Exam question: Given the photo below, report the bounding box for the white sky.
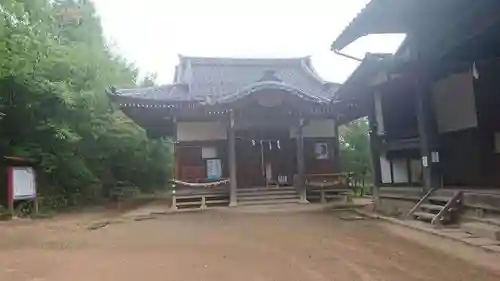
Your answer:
[92,0,405,84]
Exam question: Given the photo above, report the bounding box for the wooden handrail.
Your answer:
[404,188,436,219]
[431,191,463,225]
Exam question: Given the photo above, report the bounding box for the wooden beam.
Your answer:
[228,110,238,206]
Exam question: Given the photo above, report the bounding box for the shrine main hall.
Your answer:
[109,56,358,206]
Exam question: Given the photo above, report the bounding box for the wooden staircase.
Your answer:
[405,189,463,225]
[237,187,300,206]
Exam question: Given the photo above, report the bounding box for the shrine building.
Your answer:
[109,56,355,206]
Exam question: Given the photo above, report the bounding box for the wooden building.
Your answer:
[109,56,352,206]
[332,0,500,223]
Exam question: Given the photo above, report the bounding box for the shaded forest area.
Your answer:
[0,0,172,209]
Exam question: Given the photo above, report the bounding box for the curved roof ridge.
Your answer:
[299,56,329,84]
[214,80,329,105]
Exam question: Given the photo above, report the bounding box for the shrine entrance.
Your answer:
[236,128,294,188]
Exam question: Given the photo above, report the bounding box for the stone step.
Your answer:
[238,198,300,206]
[237,190,298,196]
[413,211,436,221]
[238,194,299,201]
[206,199,229,204]
[237,187,296,193]
[419,204,444,211]
[461,222,500,241]
[428,196,452,203]
[176,201,202,207]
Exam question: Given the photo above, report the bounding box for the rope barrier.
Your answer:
[171,179,230,188]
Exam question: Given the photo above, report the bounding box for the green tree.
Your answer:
[0,0,172,208]
[339,118,372,185]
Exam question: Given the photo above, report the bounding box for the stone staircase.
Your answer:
[406,189,463,225]
[237,187,300,206]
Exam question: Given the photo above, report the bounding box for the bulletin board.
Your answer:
[206,158,222,180]
[11,167,37,200]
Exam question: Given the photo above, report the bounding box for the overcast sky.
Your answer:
[92,0,404,84]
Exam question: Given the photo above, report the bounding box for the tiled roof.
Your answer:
[112,83,191,102]
[331,0,474,50]
[334,53,392,100]
[112,56,339,104]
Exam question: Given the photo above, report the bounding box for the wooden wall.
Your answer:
[378,62,500,188]
[175,136,339,186]
[175,140,229,181]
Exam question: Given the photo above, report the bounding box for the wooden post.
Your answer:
[415,80,441,192]
[228,110,238,207]
[320,188,327,205]
[332,118,341,172]
[33,168,39,215]
[7,167,14,217]
[389,158,395,185]
[201,195,207,210]
[414,39,441,192]
[368,93,382,207]
[173,117,180,181]
[296,119,308,204]
[170,188,178,211]
[406,157,413,186]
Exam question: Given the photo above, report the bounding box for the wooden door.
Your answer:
[236,137,264,188]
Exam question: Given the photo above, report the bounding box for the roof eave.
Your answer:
[332,54,392,101]
[331,0,411,51]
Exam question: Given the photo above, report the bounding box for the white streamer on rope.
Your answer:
[171,179,230,188]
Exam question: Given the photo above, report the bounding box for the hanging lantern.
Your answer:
[277,140,281,149]
[252,139,256,146]
[268,141,272,150]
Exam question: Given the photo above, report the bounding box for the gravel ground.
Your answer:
[1,209,500,281]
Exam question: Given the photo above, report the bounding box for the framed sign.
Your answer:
[314,142,329,160]
[206,158,222,179]
[11,167,37,200]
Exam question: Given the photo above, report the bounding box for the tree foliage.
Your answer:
[0,0,172,208]
[339,118,372,183]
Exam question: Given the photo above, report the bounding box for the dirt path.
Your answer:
[1,210,500,281]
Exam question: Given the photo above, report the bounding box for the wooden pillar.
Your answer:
[389,158,395,184]
[412,36,441,192]
[296,118,308,203]
[228,110,238,207]
[332,118,341,172]
[7,167,14,217]
[368,93,382,206]
[406,157,413,186]
[173,118,180,180]
[415,74,441,192]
